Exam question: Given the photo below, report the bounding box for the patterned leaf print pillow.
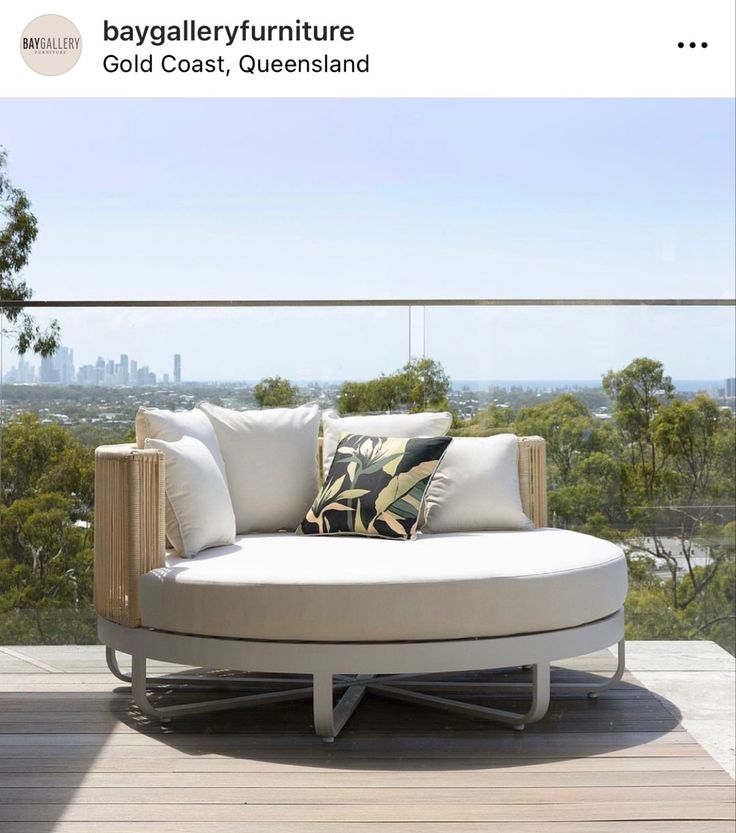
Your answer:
[298,433,452,540]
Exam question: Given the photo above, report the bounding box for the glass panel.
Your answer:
[426,304,736,655]
[0,305,410,645]
[1,302,734,653]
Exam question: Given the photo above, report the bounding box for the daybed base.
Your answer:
[100,609,624,741]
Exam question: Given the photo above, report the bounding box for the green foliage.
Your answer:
[68,423,135,448]
[253,376,298,408]
[337,358,450,415]
[399,358,451,412]
[1,413,94,506]
[338,376,403,414]
[549,450,622,530]
[0,147,60,356]
[515,394,599,486]
[450,404,514,437]
[602,357,674,501]
[652,395,732,500]
[0,415,95,643]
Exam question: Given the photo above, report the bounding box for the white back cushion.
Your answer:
[321,410,452,477]
[199,402,321,534]
[422,434,532,533]
[144,436,236,557]
[136,407,226,477]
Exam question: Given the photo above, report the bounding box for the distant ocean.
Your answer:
[450,379,725,393]
[200,378,728,393]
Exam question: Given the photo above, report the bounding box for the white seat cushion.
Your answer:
[139,529,627,643]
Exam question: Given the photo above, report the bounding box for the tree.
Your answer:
[550,451,622,532]
[399,358,451,412]
[338,376,405,414]
[514,394,599,486]
[253,376,298,408]
[337,358,450,415]
[450,404,514,437]
[601,361,734,630]
[0,415,95,644]
[602,357,674,501]
[652,395,729,503]
[632,398,735,614]
[0,147,59,356]
[0,413,93,507]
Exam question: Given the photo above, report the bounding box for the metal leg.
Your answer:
[107,647,313,691]
[368,661,551,731]
[377,641,626,699]
[312,672,336,741]
[312,673,370,742]
[106,646,131,682]
[546,639,626,698]
[586,638,625,698]
[130,655,314,722]
[519,661,551,729]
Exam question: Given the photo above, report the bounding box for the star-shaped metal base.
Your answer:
[107,642,625,741]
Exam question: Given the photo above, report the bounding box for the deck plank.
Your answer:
[1,800,734,822]
[0,825,734,833]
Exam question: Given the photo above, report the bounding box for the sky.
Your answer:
[0,98,734,382]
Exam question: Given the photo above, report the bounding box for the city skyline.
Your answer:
[2,343,734,402]
[2,348,182,388]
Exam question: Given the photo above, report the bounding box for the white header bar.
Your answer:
[3,0,734,97]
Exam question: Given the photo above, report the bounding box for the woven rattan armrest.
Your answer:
[94,443,165,627]
[518,436,548,528]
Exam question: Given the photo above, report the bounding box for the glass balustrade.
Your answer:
[1,300,734,652]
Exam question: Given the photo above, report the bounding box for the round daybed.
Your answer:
[95,437,627,741]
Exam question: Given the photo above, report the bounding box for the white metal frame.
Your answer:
[100,608,625,741]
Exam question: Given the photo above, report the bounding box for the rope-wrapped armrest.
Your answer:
[94,443,166,627]
[518,436,548,528]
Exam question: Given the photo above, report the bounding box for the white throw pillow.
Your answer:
[199,402,321,534]
[136,407,226,476]
[321,409,453,477]
[422,434,532,533]
[144,436,236,557]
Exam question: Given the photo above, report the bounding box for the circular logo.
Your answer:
[20,15,82,76]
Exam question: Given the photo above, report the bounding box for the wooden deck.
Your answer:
[0,645,734,833]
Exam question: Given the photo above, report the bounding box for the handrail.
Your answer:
[1,298,734,308]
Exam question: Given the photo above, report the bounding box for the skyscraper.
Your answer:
[120,354,129,386]
[18,356,30,383]
[58,347,74,384]
[174,354,181,385]
[40,346,74,384]
[77,364,96,385]
[726,378,736,399]
[40,354,58,383]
